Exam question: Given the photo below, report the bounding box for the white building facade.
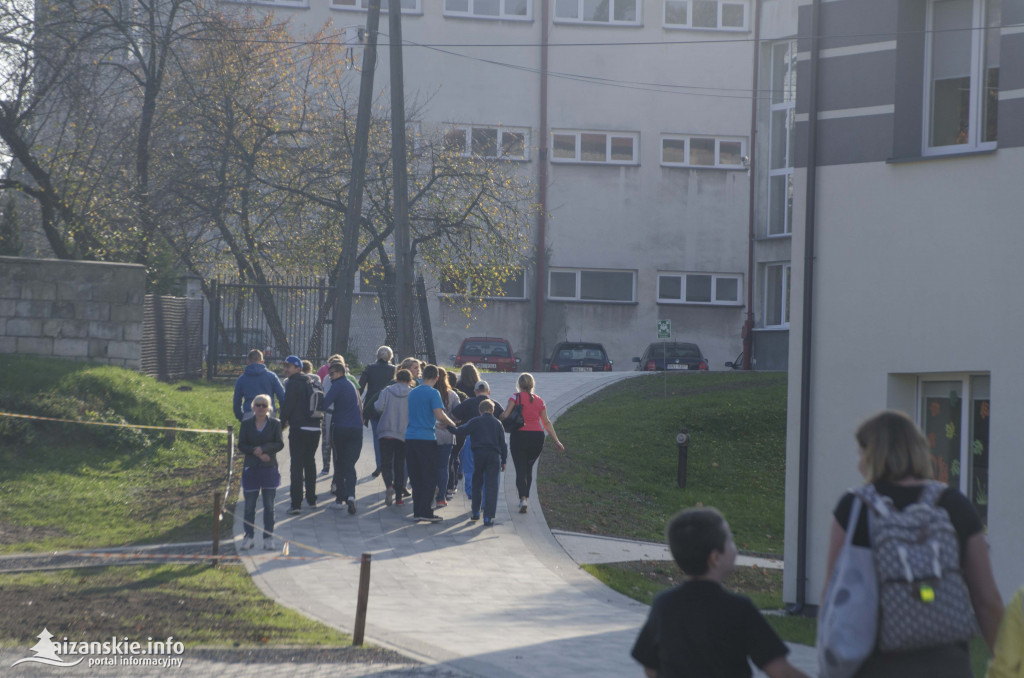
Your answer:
[230,0,758,369]
[782,0,1024,606]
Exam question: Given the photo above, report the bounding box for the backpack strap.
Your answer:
[917,480,946,507]
[853,483,894,518]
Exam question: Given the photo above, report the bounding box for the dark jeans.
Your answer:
[289,428,320,508]
[405,439,438,518]
[379,436,407,495]
[332,426,362,501]
[243,488,276,539]
[435,443,452,502]
[510,430,545,499]
[471,449,501,520]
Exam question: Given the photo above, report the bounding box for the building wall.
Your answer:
[228,1,755,371]
[0,257,146,369]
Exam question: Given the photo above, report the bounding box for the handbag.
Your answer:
[502,393,525,433]
[818,496,878,678]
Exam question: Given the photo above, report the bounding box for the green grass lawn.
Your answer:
[0,564,351,647]
[0,355,241,553]
[539,372,788,555]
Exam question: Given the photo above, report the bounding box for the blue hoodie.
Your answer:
[233,363,286,422]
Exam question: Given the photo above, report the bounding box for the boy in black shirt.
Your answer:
[631,508,808,678]
[450,399,507,527]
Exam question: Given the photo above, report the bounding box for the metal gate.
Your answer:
[206,277,435,378]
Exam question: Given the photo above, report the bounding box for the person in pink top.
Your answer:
[500,372,564,514]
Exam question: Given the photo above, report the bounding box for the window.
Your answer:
[551,131,638,165]
[548,269,635,302]
[444,0,531,20]
[444,125,529,160]
[919,375,990,523]
[331,0,421,12]
[663,0,748,30]
[439,267,527,299]
[657,272,742,305]
[553,0,640,25]
[661,135,746,169]
[923,0,999,155]
[764,263,790,327]
[767,40,796,236]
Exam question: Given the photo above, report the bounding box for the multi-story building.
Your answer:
[236,0,760,369]
[781,0,1022,606]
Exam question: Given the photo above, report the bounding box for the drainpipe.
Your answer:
[531,0,550,371]
[742,0,762,371]
[792,0,822,615]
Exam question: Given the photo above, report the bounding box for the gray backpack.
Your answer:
[855,482,979,652]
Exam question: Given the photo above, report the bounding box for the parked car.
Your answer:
[450,337,521,372]
[544,342,612,372]
[632,342,708,371]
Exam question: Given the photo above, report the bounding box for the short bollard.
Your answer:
[353,553,372,646]
[212,491,222,560]
[676,428,691,489]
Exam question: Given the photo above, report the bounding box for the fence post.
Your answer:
[212,491,221,562]
[353,553,372,646]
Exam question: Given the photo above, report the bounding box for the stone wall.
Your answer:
[0,256,146,369]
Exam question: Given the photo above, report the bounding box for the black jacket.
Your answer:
[238,417,284,468]
[281,373,319,430]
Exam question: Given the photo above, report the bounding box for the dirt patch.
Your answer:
[0,523,70,547]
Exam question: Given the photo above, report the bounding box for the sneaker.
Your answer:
[286,507,301,515]
[263,538,277,551]
[395,497,405,506]
[435,499,448,508]
[371,468,382,478]
[423,515,443,523]
[240,535,255,550]
[470,513,480,521]
[347,498,357,515]
[328,501,346,511]
[445,491,455,501]
[319,468,330,477]
[483,518,496,527]
[519,499,528,514]
[385,487,395,506]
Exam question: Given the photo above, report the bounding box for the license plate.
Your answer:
[571,367,592,372]
[667,364,687,370]
[477,363,496,369]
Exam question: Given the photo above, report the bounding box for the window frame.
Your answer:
[547,268,637,303]
[921,0,999,156]
[550,130,640,165]
[916,373,990,523]
[443,0,533,21]
[437,267,528,300]
[552,0,642,26]
[663,0,750,31]
[330,0,422,13]
[445,124,531,161]
[763,263,791,328]
[767,39,796,237]
[656,272,743,306]
[660,134,747,169]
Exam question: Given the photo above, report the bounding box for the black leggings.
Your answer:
[510,430,545,499]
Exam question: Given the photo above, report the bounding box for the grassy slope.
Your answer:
[0,355,241,553]
[539,372,788,555]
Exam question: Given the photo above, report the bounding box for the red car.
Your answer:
[450,337,521,372]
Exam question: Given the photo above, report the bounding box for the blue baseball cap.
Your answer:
[284,355,302,368]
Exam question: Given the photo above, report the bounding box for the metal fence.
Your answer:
[206,277,435,378]
[141,295,204,381]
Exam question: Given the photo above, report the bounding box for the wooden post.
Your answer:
[353,552,372,646]
[212,491,222,561]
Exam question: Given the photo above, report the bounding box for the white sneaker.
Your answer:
[263,537,277,551]
[519,498,528,514]
[240,536,255,550]
[328,501,346,510]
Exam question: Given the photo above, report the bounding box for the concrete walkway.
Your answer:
[231,371,816,678]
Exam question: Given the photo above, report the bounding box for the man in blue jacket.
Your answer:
[233,349,286,422]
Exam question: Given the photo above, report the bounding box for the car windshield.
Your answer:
[660,345,701,360]
[558,346,605,361]
[463,341,510,358]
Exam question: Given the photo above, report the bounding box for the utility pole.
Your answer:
[332,2,382,354]
[389,3,414,359]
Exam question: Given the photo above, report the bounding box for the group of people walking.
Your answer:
[232,345,564,546]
